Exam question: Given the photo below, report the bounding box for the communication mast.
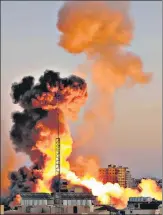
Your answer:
[55,83,62,214]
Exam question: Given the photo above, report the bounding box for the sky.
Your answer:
[1,1,162,178]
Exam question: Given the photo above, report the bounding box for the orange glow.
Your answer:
[30,1,161,209]
[7,1,161,210]
[57,1,152,166]
[32,86,162,208]
[9,194,21,208]
[1,148,16,195]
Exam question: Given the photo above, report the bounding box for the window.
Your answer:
[135,204,138,208]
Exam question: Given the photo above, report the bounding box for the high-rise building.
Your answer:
[107,165,118,184]
[99,168,108,184]
[98,164,132,188]
[117,166,127,188]
[126,170,132,188]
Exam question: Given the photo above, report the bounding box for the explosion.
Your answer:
[57,1,152,159]
[1,1,162,211]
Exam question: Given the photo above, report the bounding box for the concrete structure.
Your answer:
[18,192,95,214]
[58,192,95,214]
[117,166,127,188]
[0,205,4,214]
[99,168,109,184]
[125,208,158,214]
[69,185,86,193]
[99,165,118,184]
[125,170,132,188]
[17,193,55,213]
[130,178,137,188]
[108,165,118,184]
[125,197,162,215]
[99,164,131,188]
[20,193,54,206]
[155,204,162,214]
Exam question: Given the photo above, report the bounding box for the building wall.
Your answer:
[95,210,110,214]
[125,209,157,214]
[99,168,108,184]
[62,199,92,206]
[68,185,85,193]
[99,165,129,188]
[63,205,93,214]
[155,209,162,214]
[126,170,132,188]
[47,199,54,205]
[108,165,118,184]
[117,166,127,188]
[17,205,27,213]
[18,205,56,214]
[21,199,48,206]
[0,205,4,215]
[30,206,43,214]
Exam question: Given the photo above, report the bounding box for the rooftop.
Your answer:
[20,193,53,200]
[95,205,118,212]
[20,192,96,200]
[56,192,96,200]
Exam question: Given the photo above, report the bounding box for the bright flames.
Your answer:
[31,82,162,209]
[7,1,162,210]
[30,1,161,210]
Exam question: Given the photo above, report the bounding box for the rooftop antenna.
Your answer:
[55,81,61,214]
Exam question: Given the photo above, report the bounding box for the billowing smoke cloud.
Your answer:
[1,165,40,210]
[2,70,87,210]
[57,1,152,159]
[10,70,87,163]
[2,2,161,211]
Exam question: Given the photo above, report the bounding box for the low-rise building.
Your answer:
[124,197,162,215]
[17,192,96,214]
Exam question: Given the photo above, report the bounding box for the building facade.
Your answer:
[116,166,127,188]
[108,165,118,184]
[126,170,132,188]
[98,164,131,188]
[125,197,162,215]
[18,192,95,214]
[99,168,109,184]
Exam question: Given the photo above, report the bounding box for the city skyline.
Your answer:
[1,1,162,179]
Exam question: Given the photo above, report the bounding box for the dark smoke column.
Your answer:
[1,70,87,210]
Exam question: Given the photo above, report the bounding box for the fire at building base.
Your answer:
[2,195,162,214]
[1,1,162,214]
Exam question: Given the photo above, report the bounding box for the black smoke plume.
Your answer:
[1,70,87,210]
